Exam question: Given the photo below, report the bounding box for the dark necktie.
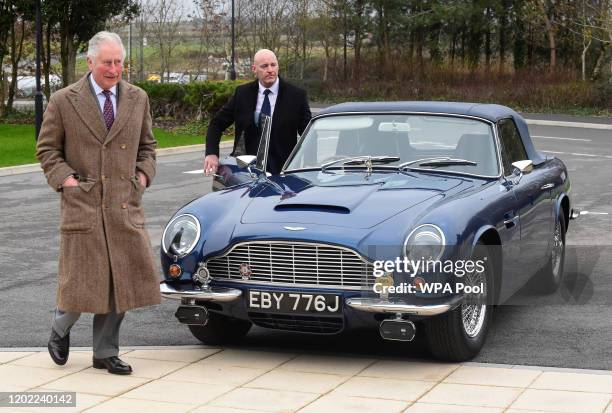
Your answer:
[102,90,114,130]
[259,89,271,125]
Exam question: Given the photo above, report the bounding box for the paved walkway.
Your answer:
[0,346,611,412]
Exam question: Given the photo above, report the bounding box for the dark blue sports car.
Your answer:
[159,102,573,361]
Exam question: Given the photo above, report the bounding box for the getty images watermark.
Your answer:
[372,257,487,295]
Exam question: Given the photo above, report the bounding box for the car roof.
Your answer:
[320,101,514,122]
[317,101,544,163]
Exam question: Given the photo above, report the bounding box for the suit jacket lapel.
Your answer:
[67,75,107,143]
[104,80,137,144]
[247,80,258,126]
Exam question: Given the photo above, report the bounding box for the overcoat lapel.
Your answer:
[104,80,137,144]
[67,76,107,143]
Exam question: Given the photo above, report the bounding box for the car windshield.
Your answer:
[285,114,499,176]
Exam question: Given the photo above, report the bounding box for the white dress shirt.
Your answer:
[89,74,117,116]
[254,78,279,124]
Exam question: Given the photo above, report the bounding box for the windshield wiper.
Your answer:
[399,157,476,170]
[321,156,400,173]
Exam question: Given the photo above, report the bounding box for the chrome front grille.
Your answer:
[206,241,374,289]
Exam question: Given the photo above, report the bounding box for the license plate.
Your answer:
[248,290,341,314]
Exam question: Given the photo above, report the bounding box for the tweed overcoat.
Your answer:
[36,74,161,314]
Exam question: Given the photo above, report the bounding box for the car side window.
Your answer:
[498,118,529,176]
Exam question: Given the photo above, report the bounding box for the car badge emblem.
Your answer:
[283,226,306,231]
[239,263,252,280]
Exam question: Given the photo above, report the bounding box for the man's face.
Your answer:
[252,52,279,88]
[87,42,123,90]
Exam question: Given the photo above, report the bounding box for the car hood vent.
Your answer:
[274,204,351,214]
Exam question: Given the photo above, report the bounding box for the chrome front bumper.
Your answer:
[161,282,461,316]
[160,282,242,302]
[345,296,463,316]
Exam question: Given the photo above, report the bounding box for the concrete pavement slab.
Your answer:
[419,382,523,408]
[208,387,319,412]
[39,371,149,396]
[359,360,460,382]
[0,348,611,412]
[510,388,611,412]
[85,396,194,413]
[0,364,73,388]
[529,371,612,393]
[298,394,409,413]
[331,376,435,401]
[199,348,296,370]
[163,363,266,386]
[405,404,503,412]
[244,369,348,394]
[125,347,222,363]
[443,366,541,387]
[120,379,234,405]
[278,354,375,376]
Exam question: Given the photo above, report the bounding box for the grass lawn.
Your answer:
[0,124,220,168]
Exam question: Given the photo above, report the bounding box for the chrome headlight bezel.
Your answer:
[162,214,201,258]
[403,224,446,262]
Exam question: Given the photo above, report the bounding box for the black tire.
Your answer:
[425,243,494,362]
[536,212,566,294]
[188,312,252,345]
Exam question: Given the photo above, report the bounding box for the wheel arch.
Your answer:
[557,193,570,233]
[472,226,502,304]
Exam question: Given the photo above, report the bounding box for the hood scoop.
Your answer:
[273,185,378,213]
[274,203,350,214]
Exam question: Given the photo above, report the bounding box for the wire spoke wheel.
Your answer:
[460,262,488,338]
[551,219,564,282]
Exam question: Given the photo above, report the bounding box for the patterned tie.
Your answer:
[259,89,271,125]
[102,90,114,130]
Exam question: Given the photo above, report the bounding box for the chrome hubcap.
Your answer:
[461,263,487,338]
[551,220,564,281]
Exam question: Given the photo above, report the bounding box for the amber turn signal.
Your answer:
[413,277,426,290]
[168,264,182,278]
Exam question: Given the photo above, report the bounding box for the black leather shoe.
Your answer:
[48,329,69,366]
[92,356,132,375]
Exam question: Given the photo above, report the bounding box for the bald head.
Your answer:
[252,49,279,88]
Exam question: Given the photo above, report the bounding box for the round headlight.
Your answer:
[404,224,445,262]
[162,214,201,257]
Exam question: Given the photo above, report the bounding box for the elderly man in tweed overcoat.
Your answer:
[36,31,160,375]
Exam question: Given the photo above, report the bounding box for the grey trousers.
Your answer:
[52,268,125,359]
[51,307,125,359]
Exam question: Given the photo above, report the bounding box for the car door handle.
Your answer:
[503,212,519,229]
[540,183,554,190]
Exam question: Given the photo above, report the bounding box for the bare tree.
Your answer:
[534,0,558,70]
[7,15,29,111]
[147,0,184,82]
[241,0,291,55]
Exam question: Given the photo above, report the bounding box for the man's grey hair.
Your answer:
[87,31,126,61]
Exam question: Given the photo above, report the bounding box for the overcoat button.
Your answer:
[120,144,127,149]
[120,175,125,180]
[121,203,127,209]
[101,174,106,180]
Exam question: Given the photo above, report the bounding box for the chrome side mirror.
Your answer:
[236,155,257,169]
[512,160,533,175]
[236,155,258,179]
[511,160,533,184]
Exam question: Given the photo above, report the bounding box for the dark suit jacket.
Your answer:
[205,77,311,174]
